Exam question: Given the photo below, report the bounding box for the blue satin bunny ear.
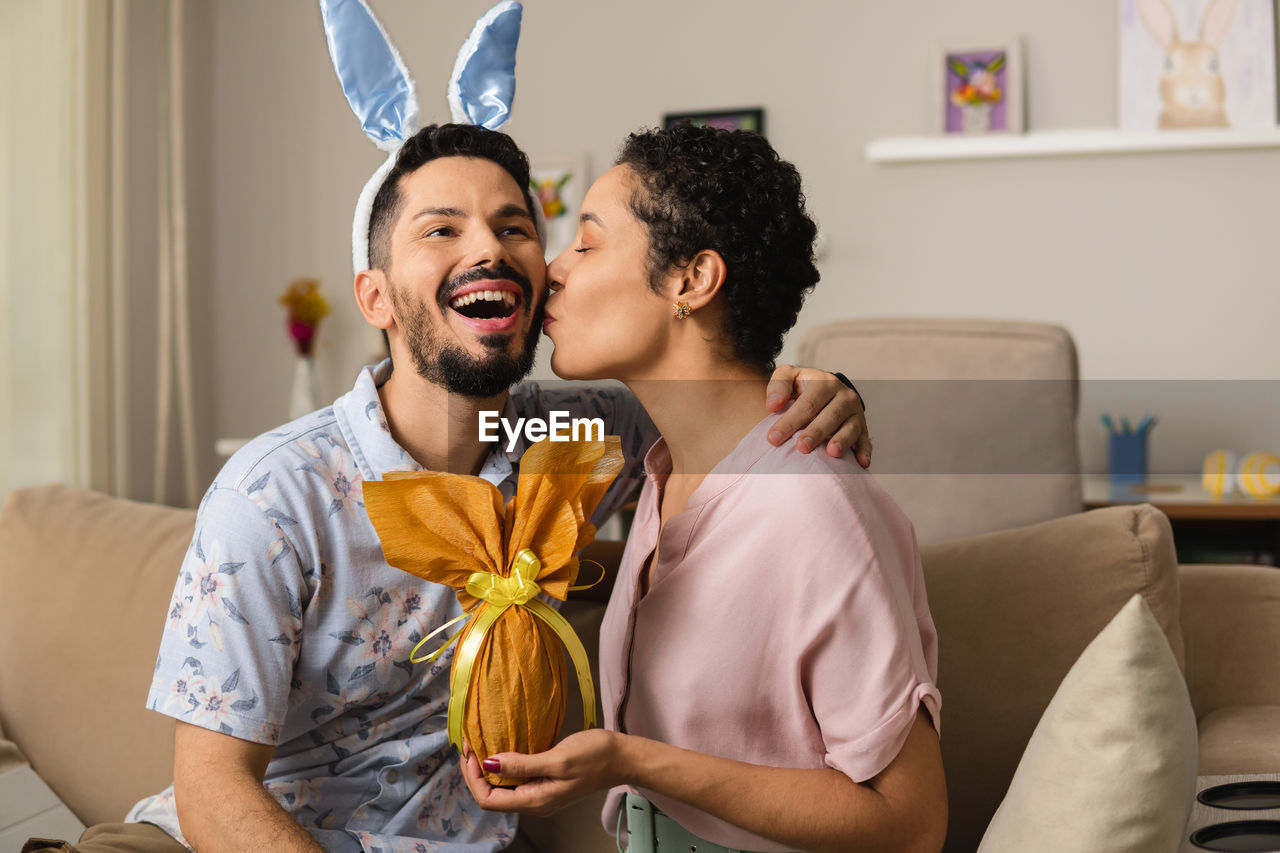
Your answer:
[319,0,419,151]
[447,0,523,131]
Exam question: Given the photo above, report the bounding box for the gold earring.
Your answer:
[673,301,692,319]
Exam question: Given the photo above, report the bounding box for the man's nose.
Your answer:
[463,227,511,269]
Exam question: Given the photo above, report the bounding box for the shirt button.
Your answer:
[386,770,399,784]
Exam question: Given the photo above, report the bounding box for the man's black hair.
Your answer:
[367,123,537,271]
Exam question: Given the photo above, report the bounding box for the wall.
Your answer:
[202,0,1280,477]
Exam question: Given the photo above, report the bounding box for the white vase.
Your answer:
[961,103,993,133]
[288,355,319,420]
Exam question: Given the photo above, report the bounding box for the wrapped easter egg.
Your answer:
[364,437,622,785]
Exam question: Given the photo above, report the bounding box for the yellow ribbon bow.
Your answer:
[363,436,623,782]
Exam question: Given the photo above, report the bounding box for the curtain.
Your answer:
[0,0,201,506]
[0,0,80,496]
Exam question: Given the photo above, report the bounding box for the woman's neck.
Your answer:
[625,359,771,479]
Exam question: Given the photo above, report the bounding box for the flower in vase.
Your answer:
[280,278,330,357]
[948,54,1006,107]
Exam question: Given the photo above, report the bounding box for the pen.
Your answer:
[1121,416,1132,435]
[1101,414,1116,434]
[1136,415,1156,435]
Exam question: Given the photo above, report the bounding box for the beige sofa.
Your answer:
[797,318,1083,545]
[1,485,1278,852]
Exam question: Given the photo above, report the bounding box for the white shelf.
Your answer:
[865,126,1280,163]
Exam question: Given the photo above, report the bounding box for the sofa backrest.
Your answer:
[0,486,1185,853]
[0,485,196,826]
[797,317,1083,544]
[920,503,1183,853]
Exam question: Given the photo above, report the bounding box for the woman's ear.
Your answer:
[354,270,395,332]
[673,249,727,312]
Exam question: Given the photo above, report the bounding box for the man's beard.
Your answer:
[389,266,543,398]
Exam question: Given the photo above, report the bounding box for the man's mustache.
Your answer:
[437,264,534,312]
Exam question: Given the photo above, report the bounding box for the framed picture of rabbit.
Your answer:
[1119,0,1277,130]
[933,40,1025,134]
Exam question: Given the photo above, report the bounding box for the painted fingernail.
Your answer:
[482,758,501,773]
[767,429,782,444]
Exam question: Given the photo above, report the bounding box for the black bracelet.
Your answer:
[833,372,865,413]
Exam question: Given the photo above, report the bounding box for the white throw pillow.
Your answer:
[977,594,1198,853]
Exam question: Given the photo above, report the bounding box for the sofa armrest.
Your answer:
[1180,562,1280,720]
[0,718,28,776]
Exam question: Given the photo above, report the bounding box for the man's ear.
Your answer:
[673,249,727,311]
[354,269,395,331]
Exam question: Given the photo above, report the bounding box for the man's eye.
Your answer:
[425,226,453,238]
[500,225,531,238]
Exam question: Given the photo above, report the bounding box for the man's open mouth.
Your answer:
[449,288,519,320]
[445,281,524,333]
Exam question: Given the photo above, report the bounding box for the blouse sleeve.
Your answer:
[794,477,941,783]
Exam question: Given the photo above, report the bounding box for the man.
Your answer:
[24,124,867,853]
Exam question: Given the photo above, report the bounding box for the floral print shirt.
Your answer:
[128,360,654,853]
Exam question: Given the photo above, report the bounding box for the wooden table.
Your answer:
[1084,476,1280,521]
[1180,773,1280,852]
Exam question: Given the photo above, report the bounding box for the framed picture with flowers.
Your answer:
[933,39,1024,134]
[529,154,589,262]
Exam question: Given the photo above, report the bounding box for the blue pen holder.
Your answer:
[1109,432,1149,482]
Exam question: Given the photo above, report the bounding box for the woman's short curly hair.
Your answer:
[616,124,819,372]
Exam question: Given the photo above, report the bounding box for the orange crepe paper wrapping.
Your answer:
[363,437,623,786]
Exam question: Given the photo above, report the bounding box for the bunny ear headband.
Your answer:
[318,0,527,274]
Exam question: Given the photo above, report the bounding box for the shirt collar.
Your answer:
[641,437,673,488]
[335,359,516,490]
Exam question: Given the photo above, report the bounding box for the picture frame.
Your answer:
[528,154,589,262]
[932,40,1024,134]
[662,107,766,136]
[1118,0,1276,130]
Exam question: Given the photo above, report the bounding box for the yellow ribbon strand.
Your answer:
[524,597,598,731]
[567,559,606,593]
[409,610,471,665]
[415,551,549,664]
[445,548,599,754]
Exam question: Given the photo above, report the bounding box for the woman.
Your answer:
[461,125,946,853]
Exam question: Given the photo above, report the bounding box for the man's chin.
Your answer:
[425,338,537,398]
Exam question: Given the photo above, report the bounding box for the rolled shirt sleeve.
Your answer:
[146,486,308,744]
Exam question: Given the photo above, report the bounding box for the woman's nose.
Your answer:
[547,246,575,283]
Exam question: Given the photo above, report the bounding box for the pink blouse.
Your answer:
[598,413,941,851]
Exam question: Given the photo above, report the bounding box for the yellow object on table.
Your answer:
[1202,449,1280,499]
[1202,450,1236,498]
[1239,451,1280,499]
[363,437,623,787]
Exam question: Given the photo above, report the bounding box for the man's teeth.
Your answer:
[450,290,517,309]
